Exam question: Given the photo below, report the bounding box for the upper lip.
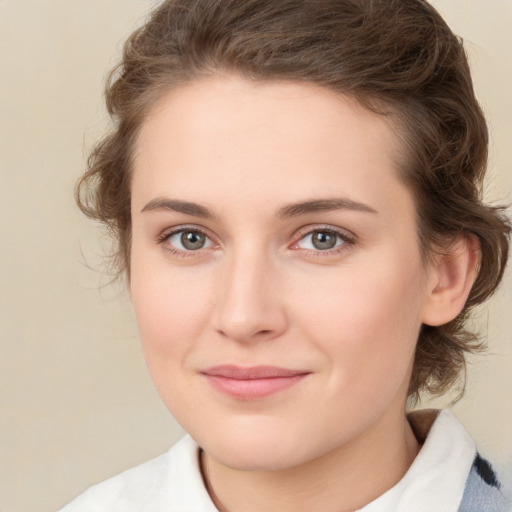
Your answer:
[201,365,310,380]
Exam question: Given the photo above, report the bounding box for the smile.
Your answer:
[201,365,311,400]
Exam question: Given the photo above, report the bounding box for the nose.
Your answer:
[213,250,288,343]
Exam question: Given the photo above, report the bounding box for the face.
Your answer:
[130,76,435,471]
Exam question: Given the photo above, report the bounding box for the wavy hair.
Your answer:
[76,0,511,399]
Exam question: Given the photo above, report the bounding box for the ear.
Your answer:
[421,234,480,326]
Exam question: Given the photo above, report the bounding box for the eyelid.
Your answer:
[156,225,218,255]
[156,224,209,242]
[290,225,356,252]
[155,223,356,257]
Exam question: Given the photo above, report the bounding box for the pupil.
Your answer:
[312,231,337,250]
[181,231,205,250]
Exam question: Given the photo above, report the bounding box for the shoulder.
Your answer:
[458,453,510,512]
[409,409,509,512]
[58,450,172,512]
[361,409,506,512]
[57,435,216,512]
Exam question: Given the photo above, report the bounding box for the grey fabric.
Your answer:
[458,455,510,512]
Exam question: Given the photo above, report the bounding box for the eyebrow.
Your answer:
[140,196,378,219]
[141,197,214,218]
[277,198,378,218]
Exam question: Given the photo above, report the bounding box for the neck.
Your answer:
[201,412,420,512]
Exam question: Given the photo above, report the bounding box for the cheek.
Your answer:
[291,255,425,390]
[129,263,216,417]
[129,256,214,362]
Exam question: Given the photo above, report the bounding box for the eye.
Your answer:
[164,229,214,251]
[295,229,348,251]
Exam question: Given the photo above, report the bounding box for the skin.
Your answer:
[129,76,476,512]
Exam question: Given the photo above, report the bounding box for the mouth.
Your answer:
[200,365,311,400]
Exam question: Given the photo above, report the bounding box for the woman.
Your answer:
[61,0,510,510]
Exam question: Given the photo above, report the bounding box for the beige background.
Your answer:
[0,1,510,511]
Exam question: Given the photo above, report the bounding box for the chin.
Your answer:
[209,441,306,472]
[192,418,332,472]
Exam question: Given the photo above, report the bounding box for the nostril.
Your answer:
[216,326,277,342]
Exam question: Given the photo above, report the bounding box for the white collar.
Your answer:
[170,409,475,512]
[358,409,476,512]
[62,409,475,511]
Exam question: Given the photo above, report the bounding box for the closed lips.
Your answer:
[201,365,311,400]
[201,365,310,379]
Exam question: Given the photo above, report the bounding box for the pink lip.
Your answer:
[201,365,310,400]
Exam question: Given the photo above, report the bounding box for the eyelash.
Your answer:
[291,226,356,257]
[156,225,356,258]
[156,226,215,258]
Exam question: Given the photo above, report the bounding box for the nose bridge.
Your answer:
[214,244,286,342]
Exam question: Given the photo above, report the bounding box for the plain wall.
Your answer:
[0,1,510,511]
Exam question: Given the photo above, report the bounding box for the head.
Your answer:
[77,0,510,407]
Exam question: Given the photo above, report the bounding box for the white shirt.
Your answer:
[59,409,476,512]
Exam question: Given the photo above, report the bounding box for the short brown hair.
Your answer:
[77,0,510,399]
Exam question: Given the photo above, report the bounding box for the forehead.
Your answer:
[132,76,413,222]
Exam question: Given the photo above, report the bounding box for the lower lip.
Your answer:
[204,374,308,400]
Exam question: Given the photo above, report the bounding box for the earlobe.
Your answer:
[421,235,480,327]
